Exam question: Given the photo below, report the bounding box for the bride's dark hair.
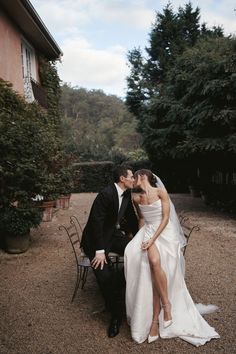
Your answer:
[134,169,157,187]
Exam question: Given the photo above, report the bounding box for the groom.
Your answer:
[81,165,138,337]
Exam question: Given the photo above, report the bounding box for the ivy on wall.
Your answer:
[0,55,76,238]
[38,58,75,198]
[39,57,62,127]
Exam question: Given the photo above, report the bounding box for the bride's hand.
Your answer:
[141,239,154,250]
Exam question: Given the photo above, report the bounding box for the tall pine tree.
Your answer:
[126,2,226,190]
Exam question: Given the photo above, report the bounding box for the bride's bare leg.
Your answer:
[149,284,160,336]
[148,244,172,322]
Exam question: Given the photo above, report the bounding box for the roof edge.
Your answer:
[21,0,63,57]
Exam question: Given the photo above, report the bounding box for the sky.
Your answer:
[31,0,235,97]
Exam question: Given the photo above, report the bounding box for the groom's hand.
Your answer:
[91,253,107,270]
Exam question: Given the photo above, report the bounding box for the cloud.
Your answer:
[201,0,236,36]
[31,0,90,38]
[31,0,235,97]
[33,0,235,39]
[58,36,129,97]
[91,1,155,29]
[32,0,155,38]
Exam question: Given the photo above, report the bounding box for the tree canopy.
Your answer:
[143,36,236,163]
[125,1,235,171]
[60,84,143,161]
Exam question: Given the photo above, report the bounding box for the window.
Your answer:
[21,39,37,80]
[21,39,37,102]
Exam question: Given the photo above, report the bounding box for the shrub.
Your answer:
[0,207,42,236]
[73,161,114,192]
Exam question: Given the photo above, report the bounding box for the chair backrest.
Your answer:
[59,222,83,262]
[178,212,200,256]
[182,222,200,256]
[70,215,83,242]
[179,215,189,226]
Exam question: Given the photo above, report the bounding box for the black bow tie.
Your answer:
[121,189,130,198]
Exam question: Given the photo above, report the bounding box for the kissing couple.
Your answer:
[81,165,219,346]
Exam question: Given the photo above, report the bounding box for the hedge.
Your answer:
[73,161,114,192]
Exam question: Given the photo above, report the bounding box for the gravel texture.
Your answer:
[0,193,235,354]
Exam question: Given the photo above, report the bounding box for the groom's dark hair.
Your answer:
[113,164,133,183]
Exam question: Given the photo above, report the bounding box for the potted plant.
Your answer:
[39,174,60,221]
[0,206,42,253]
[55,165,74,209]
[0,79,63,230]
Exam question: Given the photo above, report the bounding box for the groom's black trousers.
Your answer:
[88,233,130,320]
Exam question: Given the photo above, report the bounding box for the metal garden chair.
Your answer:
[59,215,124,302]
[179,212,200,256]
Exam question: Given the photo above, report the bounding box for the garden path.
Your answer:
[0,193,235,354]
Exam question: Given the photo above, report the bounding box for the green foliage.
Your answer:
[54,155,75,195]
[125,3,233,161]
[38,59,75,198]
[159,37,236,159]
[0,67,73,237]
[126,2,223,117]
[126,48,146,116]
[126,148,149,161]
[138,36,236,194]
[128,159,152,172]
[0,79,59,205]
[125,2,235,197]
[0,207,42,236]
[60,84,142,161]
[73,161,114,192]
[39,58,61,126]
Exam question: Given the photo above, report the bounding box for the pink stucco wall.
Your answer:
[0,9,24,94]
[0,9,40,95]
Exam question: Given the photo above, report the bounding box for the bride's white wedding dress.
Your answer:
[124,199,220,346]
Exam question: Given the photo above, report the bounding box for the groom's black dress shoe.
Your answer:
[108,318,121,338]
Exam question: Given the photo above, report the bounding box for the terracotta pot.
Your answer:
[4,232,30,254]
[56,199,61,209]
[41,200,55,222]
[42,200,55,208]
[59,194,71,209]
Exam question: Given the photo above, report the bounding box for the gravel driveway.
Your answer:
[0,193,235,354]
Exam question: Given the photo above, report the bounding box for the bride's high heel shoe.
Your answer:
[148,334,159,343]
[148,320,159,343]
[162,302,173,329]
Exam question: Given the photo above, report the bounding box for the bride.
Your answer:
[124,169,220,346]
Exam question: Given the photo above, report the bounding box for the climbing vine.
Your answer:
[39,57,62,127]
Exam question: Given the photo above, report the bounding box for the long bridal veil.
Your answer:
[153,173,187,248]
[153,173,219,315]
[153,173,186,274]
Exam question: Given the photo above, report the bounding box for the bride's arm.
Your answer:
[132,194,145,229]
[142,188,170,249]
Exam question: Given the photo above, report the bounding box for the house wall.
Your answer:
[0,9,24,94]
[0,9,40,95]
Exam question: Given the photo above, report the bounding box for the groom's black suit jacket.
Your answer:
[81,184,138,256]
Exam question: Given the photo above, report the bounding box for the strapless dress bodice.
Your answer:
[139,199,162,225]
